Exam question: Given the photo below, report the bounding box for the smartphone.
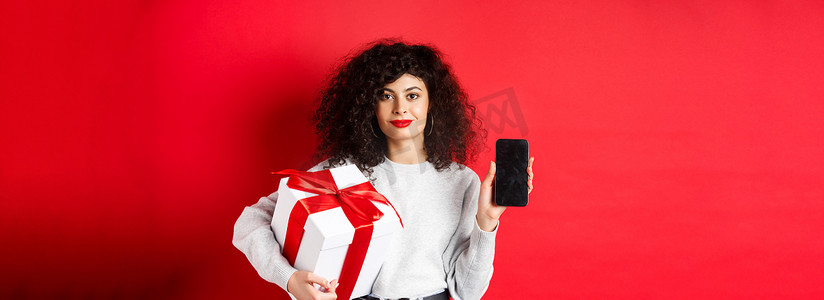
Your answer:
[495,139,529,206]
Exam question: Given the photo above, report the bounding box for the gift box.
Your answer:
[271,165,403,299]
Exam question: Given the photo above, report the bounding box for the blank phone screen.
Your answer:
[495,139,529,206]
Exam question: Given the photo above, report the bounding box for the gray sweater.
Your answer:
[232,158,497,299]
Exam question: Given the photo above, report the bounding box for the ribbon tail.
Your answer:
[384,200,403,228]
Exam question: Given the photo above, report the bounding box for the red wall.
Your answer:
[2,1,823,298]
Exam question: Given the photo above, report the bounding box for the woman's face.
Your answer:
[375,73,430,143]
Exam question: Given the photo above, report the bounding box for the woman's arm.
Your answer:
[233,193,340,299]
[442,172,496,300]
[232,192,299,289]
[444,157,535,300]
[232,161,333,288]
[234,159,343,299]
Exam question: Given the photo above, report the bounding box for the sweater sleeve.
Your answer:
[442,173,498,300]
[232,192,298,291]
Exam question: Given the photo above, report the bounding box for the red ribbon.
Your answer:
[272,168,402,299]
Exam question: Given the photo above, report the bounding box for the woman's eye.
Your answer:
[380,93,394,100]
[408,94,418,100]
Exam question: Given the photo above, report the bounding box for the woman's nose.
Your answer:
[393,103,407,115]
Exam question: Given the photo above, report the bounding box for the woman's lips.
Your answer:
[390,120,413,128]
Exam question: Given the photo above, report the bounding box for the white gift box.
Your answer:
[271,165,402,299]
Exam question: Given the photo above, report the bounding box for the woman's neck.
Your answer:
[385,136,427,164]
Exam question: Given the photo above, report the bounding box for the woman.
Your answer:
[233,40,535,300]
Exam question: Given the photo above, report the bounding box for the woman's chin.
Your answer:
[383,132,423,142]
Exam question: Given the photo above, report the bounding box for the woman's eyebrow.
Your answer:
[381,86,421,93]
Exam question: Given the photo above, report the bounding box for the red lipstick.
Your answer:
[390,120,413,128]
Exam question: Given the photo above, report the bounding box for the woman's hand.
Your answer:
[286,270,338,300]
[477,157,535,232]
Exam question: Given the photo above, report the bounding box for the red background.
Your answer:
[2,0,823,298]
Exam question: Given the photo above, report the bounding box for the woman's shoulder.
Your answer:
[441,161,482,183]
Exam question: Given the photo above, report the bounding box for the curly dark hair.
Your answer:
[312,40,486,174]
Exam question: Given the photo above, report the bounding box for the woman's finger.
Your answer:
[527,157,534,194]
[328,279,339,293]
[306,272,330,290]
[482,161,496,187]
[318,279,338,300]
[527,157,534,178]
